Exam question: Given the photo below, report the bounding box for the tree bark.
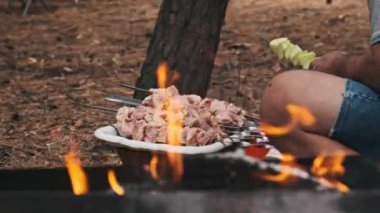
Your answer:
[134,0,229,99]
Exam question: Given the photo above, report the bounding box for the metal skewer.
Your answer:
[89,83,267,143]
[111,86,262,121]
[244,114,260,122]
[105,94,141,107]
[82,104,269,143]
[81,104,267,143]
[254,32,271,44]
[119,83,151,93]
[107,94,142,104]
[80,104,118,113]
[209,149,348,193]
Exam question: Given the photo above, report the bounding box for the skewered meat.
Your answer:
[115,86,247,146]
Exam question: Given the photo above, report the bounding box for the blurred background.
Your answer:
[0,0,370,168]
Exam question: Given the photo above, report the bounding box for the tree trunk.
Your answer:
[133,0,229,99]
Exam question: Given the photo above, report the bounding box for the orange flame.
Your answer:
[260,104,316,136]
[260,170,292,183]
[156,62,180,88]
[311,152,350,193]
[311,152,345,177]
[154,61,184,182]
[157,62,169,88]
[166,99,184,182]
[65,150,89,196]
[149,153,160,180]
[319,178,350,193]
[329,180,350,193]
[107,169,125,195]
[258,154,297,183]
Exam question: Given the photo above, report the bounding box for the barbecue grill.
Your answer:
[1,148,380,213]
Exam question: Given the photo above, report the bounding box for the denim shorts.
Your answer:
[330,79,380,158]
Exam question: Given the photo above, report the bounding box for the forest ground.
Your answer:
[0,0,370,168]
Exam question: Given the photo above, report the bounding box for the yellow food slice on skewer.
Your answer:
[269,37,317,69]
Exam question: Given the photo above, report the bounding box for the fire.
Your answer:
[329,180,350,193]
[166,98,184,182]
[65,149,89,196]
[156,62,180,88]
[152,61,184,182]
[258,102,349,192]
[157,62,169,88]
[319,178,350,193]
[311,152,350,193]
[260,170,292,183]
[260,104,316,136]
[107,169,125,196]
[258,154,297,183]
[311,152,345,177]
[257,152,350,192]
[149,153,160,180]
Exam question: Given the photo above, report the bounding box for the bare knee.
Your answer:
[260,70,344,135]
[260,70,307,126]
[259,71,349,156]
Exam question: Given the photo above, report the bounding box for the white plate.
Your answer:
[94,125,237,154]
[94,125,282,158]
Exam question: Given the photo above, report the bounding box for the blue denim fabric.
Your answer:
[369,0,380,45]
[330,79,380,158]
